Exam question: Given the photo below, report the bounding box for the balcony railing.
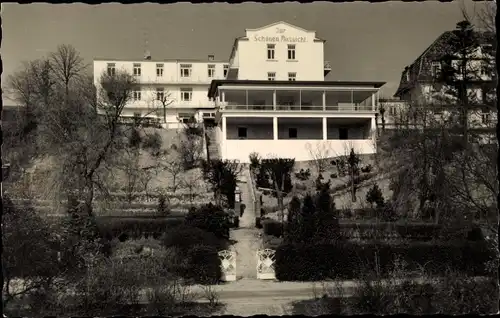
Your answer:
[219,103,374,112]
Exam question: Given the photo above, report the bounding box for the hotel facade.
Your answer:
[94,21,385,162]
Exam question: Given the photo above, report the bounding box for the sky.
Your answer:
[1,1,489,102]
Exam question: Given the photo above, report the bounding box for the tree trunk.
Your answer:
[351,166,356,202]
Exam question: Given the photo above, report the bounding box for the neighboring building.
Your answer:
[93,55,228,128]
[393,25,497,136]
[207,21,385,162]
[377,98,410,129]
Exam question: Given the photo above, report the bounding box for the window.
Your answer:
[287,44,296,60]
[406,72,410,82]
[288,128,298,139]
[180,88,193,101]
[107,63,116,76]
[156,88,165,101]
[431,61,441,77]
[180,64,192,77]
[133,63,141,76]
[267,72,276,81]
[339,128,348,140]
[482,107,490,124]
[267,44,275,60]
[223,64,229,77]
[208,64,215,78]
[133,89,141,101]
[156,64,164,77]
[481,63,489,76]
[288,72,297,81]
[238,127,247,139]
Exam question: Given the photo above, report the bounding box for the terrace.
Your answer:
[210,81,383,113]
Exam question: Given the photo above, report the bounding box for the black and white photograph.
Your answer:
[1,1,498,316]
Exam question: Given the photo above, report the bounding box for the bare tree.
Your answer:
[49,44,87,99]
[306,141,333,175]
[162,157,184,194]
[118,147,147,204]
[182,173,201,207]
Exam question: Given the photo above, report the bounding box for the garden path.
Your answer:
[230,168,262,280]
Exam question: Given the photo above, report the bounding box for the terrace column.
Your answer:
[322,117,327,140]
[370,116,377,140]
[273,117,278,140]
[322,91,326,111]
[273,90,277,110]
[222,91,226,103]
[372,93,376,111]
[222,116,227,144]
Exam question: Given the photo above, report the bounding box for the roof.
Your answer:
[208,80,385,97]
[394,29,494,98]
[93,58,229,64]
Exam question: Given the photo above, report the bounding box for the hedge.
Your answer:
[162,224,228,252]
[97,217,185,240]
[173,245,222,284]
[275,241,496,281]
[262,219,284,237]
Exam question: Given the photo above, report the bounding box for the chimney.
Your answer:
[208,54,215,61]
[144,50,151,60]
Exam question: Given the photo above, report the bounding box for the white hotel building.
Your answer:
[94,21,385,162]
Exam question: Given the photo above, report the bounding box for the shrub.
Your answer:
[255,217,262,229]
[467,227,484,241]
[184,245,222,284]
[262,219,283,237]
[185,203,231,239]
[295,168,311,181]
[249,152,261,171]
[129,127,142,148]
[157,194,170,215]
[143,132,162,154]
[162,224,226,252]
[256,165,271,189]
[366,183,385,209]
[361,164,373,173]
[73,257,142,315]
[201,160,240,208]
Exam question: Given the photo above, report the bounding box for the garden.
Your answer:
[3,196,236,316]
[247,150,498,283]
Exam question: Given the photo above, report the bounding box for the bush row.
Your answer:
[275,241,496,281]
[262,218,482,242]
[97,217,185,240]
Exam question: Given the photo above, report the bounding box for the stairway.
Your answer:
[205,127,221,161]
